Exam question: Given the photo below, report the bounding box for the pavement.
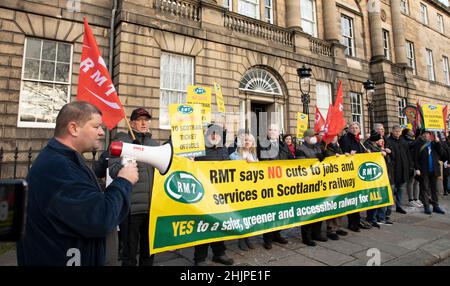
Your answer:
[2,185,450,266]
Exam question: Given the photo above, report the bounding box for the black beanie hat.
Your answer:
[369,130,382,142]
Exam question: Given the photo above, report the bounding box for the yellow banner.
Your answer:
[297,113,308,138]
[169,104,205,157]
[422,104,444,131]
[187,85,212,126]
[149,153,393,254]
[213,81,226,114]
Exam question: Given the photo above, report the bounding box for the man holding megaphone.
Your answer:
[108,107,159,266]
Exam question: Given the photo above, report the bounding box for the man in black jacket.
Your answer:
[339,122,367,232]
[414,129,446,214]
[109,108,159,266]
[17,101,138,266]
[193,124,234,266]
[257,123,290,249]
[386,126,410,214]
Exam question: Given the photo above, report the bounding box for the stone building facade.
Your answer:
[0,0,449,178]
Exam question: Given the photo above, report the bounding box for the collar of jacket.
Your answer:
[47,137,85,165]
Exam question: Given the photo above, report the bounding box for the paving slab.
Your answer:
[155,257,193,266]
[266,253,326,266]
[383,249,439,266]
[345,236,411,258]
[419,238,450,260]
[294,244,355,266]
[347,248,396,266]
[319,238,367,256]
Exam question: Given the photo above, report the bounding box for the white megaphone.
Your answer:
[109,141,173,175]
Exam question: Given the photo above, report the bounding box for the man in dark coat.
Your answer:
[17,101,138,266]
[414,129,446,214]
[109,108,159,266]
[257,123,290,249]
[339,122,367,232]
[385,125,411,214]
[297,129,327,246]
[192,124,234,266]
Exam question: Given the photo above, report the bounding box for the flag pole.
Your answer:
[123,115,136,141]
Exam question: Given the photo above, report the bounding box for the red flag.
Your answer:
[77,17,125,130]
[323,80,346,145]
[314,106,326,133]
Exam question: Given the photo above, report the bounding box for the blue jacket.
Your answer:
[16,138,132,266]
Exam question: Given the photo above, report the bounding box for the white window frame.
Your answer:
[383,29,391,61]
[223,0,233,11]
[341,15,355,57]
[400,0,409,15]
[426,49,435,81]
[350,92,364,136]
[301,0,318,37]
[263,0,273,24]
[18,38,73,128]
[406,41,416,75]
[238,0,260,20]
[316,81,332,120]
[443,56,450,85]
[159,52,194,129]
[420,3,428,25]
[398,97,407,126]
[437,13,445,34]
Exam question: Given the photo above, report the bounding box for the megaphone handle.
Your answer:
[121,156,136,166]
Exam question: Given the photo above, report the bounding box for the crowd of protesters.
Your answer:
[183,121,449,265]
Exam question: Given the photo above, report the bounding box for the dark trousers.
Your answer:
[194,242,226,262]
[418,173,439,208]
[443,165,449,194]
[120,213,154,266]
[301,222,322,242]
[347,212,360,228]
[263,230,282,244]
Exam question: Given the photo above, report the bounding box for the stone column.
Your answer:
[368,0,384,60]
[390,0,406,64]
[323,0,339,42]
[286,0,301,28]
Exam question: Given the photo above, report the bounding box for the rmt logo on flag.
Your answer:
[77,17,124,130]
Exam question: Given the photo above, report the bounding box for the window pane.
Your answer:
[23,59,40,80]
[40,61,55,81]
[57,43,71,63]
[25,38,41,59]
[55,63,70,83]
[42,41,57,61]
[20,81,40,122]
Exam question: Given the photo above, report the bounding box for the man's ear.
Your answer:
[66,121,79,137]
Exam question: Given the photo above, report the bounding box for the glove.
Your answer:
[415,170,421,176]
[445,161,448,169]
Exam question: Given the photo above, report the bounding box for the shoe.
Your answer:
[349,225,360,232]
[194,260,208,266]
[408,200,417,208]
[444,192,449,196]
[272,235,288,244]
[212,255,234,265]
[359,221,372,229]
[414,200,424,207]
[336,230,348,236]
[369,221,380,228]
[424,206,432,215]
[245,238,255,250]
[327,233,340,240]
[396,207,407,214]
[263,241,272,250]
[238,239,249,251]
[433,206,446,214]
[378,220,393,226]
[303,239,317,247]
[385,218,394,225]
